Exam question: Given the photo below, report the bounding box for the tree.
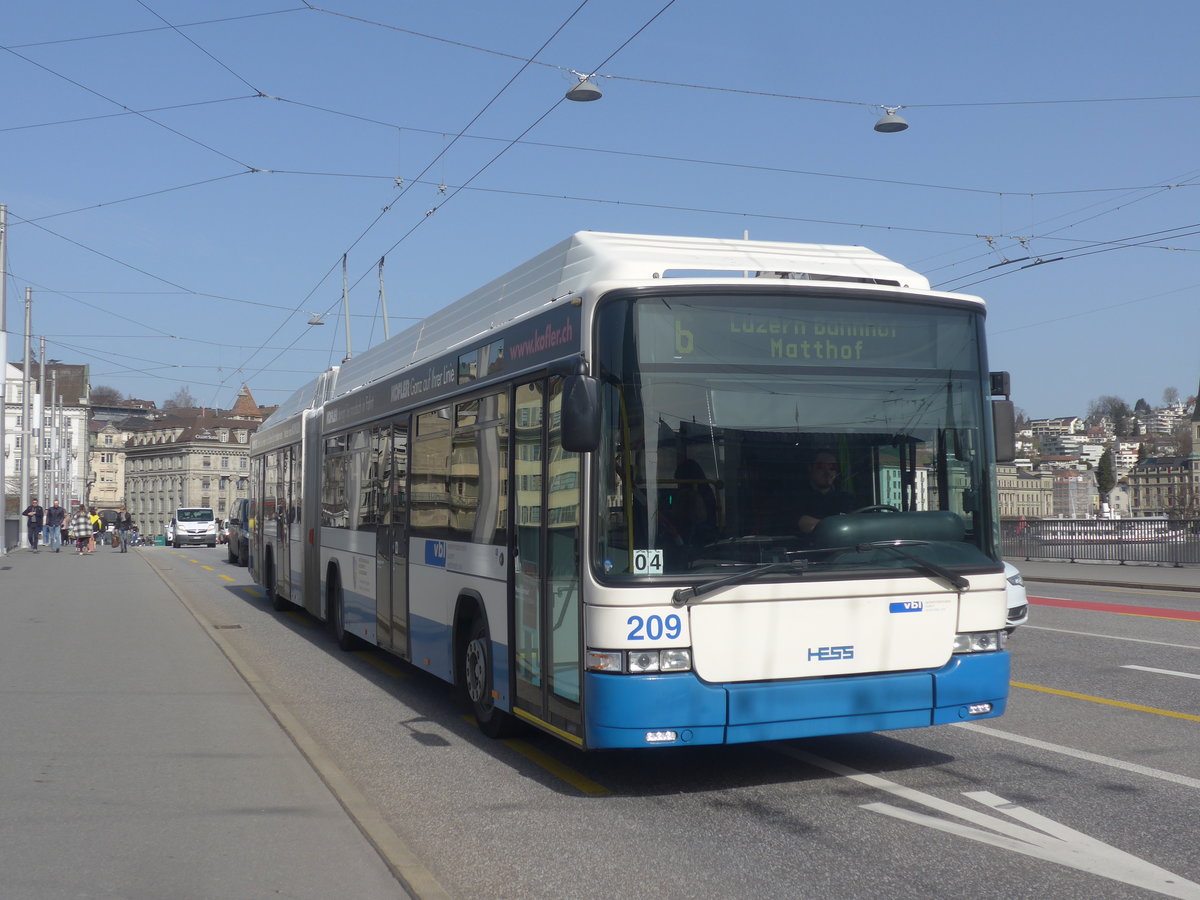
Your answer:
[1087,395,1134,437]
[90,384,123,406]
[1163,386,1180,407]
[1014,407,1031,431]
[163,386,198,410]
[1095,448,1116,502]
[1134,397,1151,414]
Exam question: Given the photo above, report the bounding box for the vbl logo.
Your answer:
[808,645,854,661]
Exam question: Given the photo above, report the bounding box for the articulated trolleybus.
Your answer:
[249,232,1016,750]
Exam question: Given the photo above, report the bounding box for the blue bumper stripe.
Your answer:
[583,651,1010,749]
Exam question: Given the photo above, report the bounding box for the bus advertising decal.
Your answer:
[325,305,581,431]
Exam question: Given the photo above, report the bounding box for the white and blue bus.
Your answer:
[249,232,1016,750]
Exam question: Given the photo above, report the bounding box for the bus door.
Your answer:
[301,410,323,615]
[511,377,583,741]
[377,419,410,657]
[274,447,294,603]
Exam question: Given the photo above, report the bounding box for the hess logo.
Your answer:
[808,645,854,661]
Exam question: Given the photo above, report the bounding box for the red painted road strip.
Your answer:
[1030,595,1200,622]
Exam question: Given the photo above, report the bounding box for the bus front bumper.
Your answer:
[582,651,1009,749]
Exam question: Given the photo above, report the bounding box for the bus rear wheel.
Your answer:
[463,616,518,738]
[328,571,358,651]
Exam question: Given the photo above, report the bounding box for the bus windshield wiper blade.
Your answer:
[858,540,970,591]
[672,558,810,607]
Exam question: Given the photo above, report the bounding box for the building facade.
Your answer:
[122,388,264,537]
[996,464,1055,519]
[3,362,90,511]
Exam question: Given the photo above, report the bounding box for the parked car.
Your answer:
[225,498,250,567]
[172,506,218,548]
[1004,562,1029,632]
[165,520,175,545]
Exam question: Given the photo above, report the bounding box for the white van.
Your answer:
[172,507,218,548]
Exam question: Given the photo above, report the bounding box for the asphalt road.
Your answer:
[3,545,1197,899]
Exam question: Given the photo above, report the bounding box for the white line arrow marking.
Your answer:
[783,748,1200,899]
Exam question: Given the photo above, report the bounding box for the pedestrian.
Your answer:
[21,498,45,552]
[44,499,66,553]
[69,504,91,555]
[87,507,102,554]
[114,505,134,553]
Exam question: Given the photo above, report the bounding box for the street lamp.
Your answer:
[566,72,602,102]
[873,106,909,133]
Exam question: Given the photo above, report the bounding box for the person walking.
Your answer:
[87,507,102,554]
[114,506,134,553]
[69,504,92,555]
[44,499,66,553]
[21,499,45,552]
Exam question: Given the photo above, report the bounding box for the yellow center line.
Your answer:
[219,574,235,582]
[201,565,214,571]
[1011,681,1200,722]
[239,586,264,598]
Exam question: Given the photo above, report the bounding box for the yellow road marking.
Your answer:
[219,575,235,582]
[286,610,317,628]
[501,737,612,796]
[355,652,409,680]
[201,565,214,571]
[1012,681,1200,722]
[239,586,264,598]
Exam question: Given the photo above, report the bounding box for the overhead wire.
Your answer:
[232,0,603,387]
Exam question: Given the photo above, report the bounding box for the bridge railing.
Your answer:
[1001,517,1200,566]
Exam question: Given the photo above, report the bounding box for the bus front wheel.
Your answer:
[463,616,518,738]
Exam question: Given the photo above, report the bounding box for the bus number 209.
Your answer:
[627,614,683,641]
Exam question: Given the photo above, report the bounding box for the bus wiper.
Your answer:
[671,558,811,607]
[857,540,970,592]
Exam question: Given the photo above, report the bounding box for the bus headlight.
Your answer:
[953,630,1006,653]
[585,648,693,674]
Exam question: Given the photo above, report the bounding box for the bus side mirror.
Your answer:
[992,399,1015,463]
[561,374,601,453]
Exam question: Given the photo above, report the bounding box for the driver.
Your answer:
[797,450,856,535]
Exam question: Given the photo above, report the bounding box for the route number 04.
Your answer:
[632,549,663,575]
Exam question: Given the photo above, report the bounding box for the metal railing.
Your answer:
[1001,517,1200,566]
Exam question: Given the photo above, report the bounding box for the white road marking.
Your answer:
[1122,665,1200,681]
[782,747,1200,899]
[956,722,1200,790]
[1025,624,1200,650]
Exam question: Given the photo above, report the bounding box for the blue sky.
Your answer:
[3,0,1197,419]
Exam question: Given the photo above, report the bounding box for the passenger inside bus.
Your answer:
[660,459,719,556]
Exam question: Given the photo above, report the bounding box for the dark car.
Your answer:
[226,498,250,567]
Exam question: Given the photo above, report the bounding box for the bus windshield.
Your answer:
[593,291,998,580]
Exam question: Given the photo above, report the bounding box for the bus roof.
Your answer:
[329,232,934,404]
[257,232,962,439]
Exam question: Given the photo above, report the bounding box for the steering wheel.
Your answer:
[851,504,900,514]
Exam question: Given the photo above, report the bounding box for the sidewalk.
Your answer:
[1005,556,1200,594]
[0,546,405,899]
